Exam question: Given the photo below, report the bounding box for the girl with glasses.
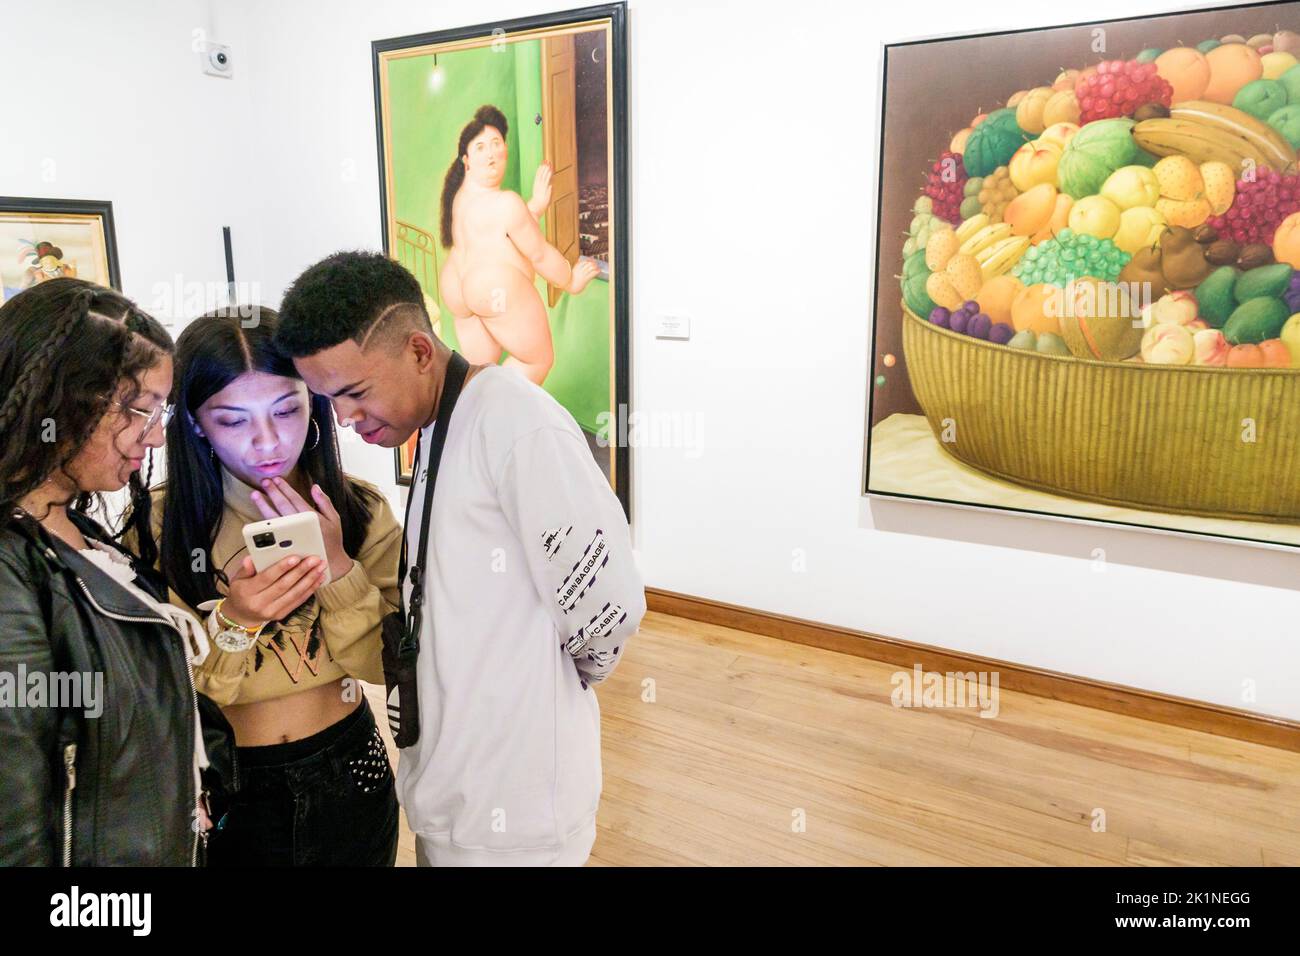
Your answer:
[0,278,232,865]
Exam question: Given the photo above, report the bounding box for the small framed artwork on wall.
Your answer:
[0,197,121,302]
[396,433,419,485]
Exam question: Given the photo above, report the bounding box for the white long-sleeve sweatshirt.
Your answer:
[395,364,645,866]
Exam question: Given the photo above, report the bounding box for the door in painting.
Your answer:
[540,33,580,308]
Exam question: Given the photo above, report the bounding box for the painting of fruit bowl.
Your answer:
[866,2,1300,547]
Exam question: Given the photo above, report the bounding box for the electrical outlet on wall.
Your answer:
[201,42,233,79]
[656,315,690,340]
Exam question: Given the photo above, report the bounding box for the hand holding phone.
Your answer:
[242,511,332,582]
[221,553,328,630]
[250,476,353,583]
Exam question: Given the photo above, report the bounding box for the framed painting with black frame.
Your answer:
[372,2,631,520]
[0,196,121,302]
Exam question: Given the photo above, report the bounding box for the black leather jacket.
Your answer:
[0,509,235,866]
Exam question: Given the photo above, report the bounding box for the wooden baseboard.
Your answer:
[646,587,1300,754]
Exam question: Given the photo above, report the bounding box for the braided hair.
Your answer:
[0,278,173,562]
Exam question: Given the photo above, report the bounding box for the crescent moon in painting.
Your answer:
[591,46,601,64]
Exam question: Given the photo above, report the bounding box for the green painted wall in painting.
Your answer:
[386,41,610,434]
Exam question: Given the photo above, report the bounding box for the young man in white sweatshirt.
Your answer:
[276,251,645,866]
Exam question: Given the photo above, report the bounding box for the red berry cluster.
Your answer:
[924,150,967,224]
[1207,169,1300,245]
[1075,60,1173,124]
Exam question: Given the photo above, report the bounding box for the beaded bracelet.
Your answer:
[214,598,266,636]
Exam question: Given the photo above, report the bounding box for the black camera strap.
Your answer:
[397,351,469,657]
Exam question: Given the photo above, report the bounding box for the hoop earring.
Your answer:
[307,418,321,451]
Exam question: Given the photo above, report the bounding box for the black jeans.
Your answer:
[205,702,399,866]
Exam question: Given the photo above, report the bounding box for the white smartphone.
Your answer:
[241,512,331,586]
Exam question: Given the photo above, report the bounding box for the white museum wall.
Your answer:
[5,0,1299,722]
[0,0,264,335]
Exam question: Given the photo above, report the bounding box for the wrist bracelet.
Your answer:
[215,598,265,636]
[210,599,264,654]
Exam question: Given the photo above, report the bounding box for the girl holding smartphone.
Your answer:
[141,308,403,866]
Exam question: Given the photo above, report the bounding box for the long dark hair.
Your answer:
[440,104,508,249]
[0,278,173,557]
[157,308,380,609]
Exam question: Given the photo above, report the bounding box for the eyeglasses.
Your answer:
[113,400,174,434]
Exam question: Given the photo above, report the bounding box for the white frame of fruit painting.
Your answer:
[865,1,1300,550]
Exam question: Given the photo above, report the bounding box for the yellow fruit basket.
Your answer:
[899,299,1300,523]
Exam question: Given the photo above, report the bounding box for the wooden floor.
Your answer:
[366,610,1300,866]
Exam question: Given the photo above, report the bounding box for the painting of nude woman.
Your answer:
[439,104,603,385]
[373,3,630,513]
